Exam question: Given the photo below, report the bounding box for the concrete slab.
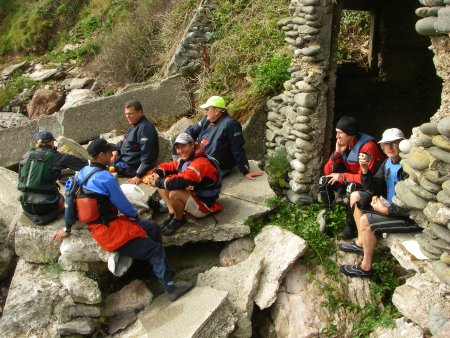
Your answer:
[116,286,236,338]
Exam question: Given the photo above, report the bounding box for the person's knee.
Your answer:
[350,191,361,207]
[319,176,328,187]
[359,215,370,230]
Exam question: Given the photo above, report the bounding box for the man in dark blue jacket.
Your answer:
[111,100,159,185]
[185,96,262,180]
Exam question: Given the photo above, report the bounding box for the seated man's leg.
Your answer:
[157,188,176,227]
[319,176,336,211]
[359,213,377,272]
[138,219,162,243]
[160,190,190,235]
[113,160,136,177]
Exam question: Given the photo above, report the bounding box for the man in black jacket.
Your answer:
[185,96,262,180]
[112,100,159,185]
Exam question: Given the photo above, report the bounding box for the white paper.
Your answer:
[401,240,429,260]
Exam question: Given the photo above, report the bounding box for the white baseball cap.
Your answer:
[173,133,194,145]
[378,128,405,144]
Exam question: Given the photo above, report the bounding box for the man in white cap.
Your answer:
[185,95,262,180]
[147,133,222,235]
[339,128,421,278]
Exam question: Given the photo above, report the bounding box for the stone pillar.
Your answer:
[265,0,336,204]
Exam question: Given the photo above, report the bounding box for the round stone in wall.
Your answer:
[437,190,450,206]
[399,139,412,154]
[429,147,450,164]
[430,223,450,244]
[395,180,428,209]
[410,185,436,201]
[407,150,430,171]
[437,116,450,137]
[442,179,450,193]
[415,133,433,148]
[420,176,442,194]
[294,92,318,109]
[424,170,449,184]
[419,122,439,136]
[432,135,450,152]
[425,202,450,226]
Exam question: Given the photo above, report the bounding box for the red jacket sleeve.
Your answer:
[323,152,343,176]
[155,160,180,177]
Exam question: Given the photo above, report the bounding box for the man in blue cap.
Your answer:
[17,131,88,225]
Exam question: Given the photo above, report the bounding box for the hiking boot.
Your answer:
[338,225,357,240]
[340,264,371,278]
[160,214,174,230]
[161,217,186,236]
[338,241,363,255]
[166,281,194,301]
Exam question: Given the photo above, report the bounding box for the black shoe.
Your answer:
[338,241,363,255]
[161,217,186,236]
[338,225,357,240]
[166,281,194,301]
[160,214,174,230]
[340,264,371,278]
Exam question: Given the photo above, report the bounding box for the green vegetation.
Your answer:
[247,197,401,336]
[47,257,63,275]
[0,71,38,107]
[264,148,291,190]
[337,10,371,66]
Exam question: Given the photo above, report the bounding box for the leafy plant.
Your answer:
[254,54,291,94]
[265,148,291,189]
[0,72,38,107]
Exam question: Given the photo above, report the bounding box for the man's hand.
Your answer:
[371,197,389,215]
[128,176,142,185]
[111,150,119,163]
[53,229,70,242]
[335,141,347,154]
[358,153,370,174]
[326,173,342,185]
[244,171,264,181]
[146,172,159,187]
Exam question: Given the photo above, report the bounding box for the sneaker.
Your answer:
[166,281,194,301]
[340,264,371,278]
[161,217,186,236]
[108,252,133,277]
[338,241,363,255]
[338,225,357,240]
[160,214,174,230]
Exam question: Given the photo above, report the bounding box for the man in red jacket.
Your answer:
[319,116,385,239]
[147,133,222,235]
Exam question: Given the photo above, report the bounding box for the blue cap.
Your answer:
[35,131,56,142]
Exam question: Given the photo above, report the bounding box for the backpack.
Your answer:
[64,168,102,227]
[17,149,57,194]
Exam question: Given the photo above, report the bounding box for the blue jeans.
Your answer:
[117,220,173,288]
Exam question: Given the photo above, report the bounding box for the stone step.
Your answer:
[116,286,236,338]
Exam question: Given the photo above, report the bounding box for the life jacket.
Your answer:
[342,133,374,163]
[178,153,222,200]
[76,188,118,225]
[383,158,404,202]
[17,148,58,195]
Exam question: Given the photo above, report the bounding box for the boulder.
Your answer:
[116,287,236,338]
[392,269,449,329]
[108,311,138,335]
[1,61,28,77]
[26,89,65,120]
[26,68,59,81]
[60,89,99,110]
[219,237,255,267]
[60,271,102,304]
[370,317,424,338]
[0,112,29,130]
[197,255,263,337]
[434,320,450,338]
[102,280,153,317]
[253,225,308,309]
[0,167,21,227]
[59,229,108,263]
[0,260,68,337]
[57,136,89,159]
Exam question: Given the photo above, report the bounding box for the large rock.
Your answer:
[219,237,255,267]
[0,260,68,337]
[392,269,449,329]
[26,68,59,81]
[60,89,99,110]
[116,286,237,338]
[198,255,263,337]
[102,280,153,317]
[0,167,21,228]
[26,89,65,120]
[370,317,424,338]
[424,202,450,225]
[0,112,29,130]
[1,61,28,77]
[253,225,308,309]
[57,136,89,159]
[14,215,63,263]
[59,229,108,263]
[60,271,102,304]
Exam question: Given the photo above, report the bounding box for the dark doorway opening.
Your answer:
[333,0,442,140]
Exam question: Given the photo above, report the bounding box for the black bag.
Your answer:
[64,168,102,227]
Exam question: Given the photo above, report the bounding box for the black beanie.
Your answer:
[336,116,359,136]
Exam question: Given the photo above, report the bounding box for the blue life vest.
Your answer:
[342,133,374,163]
[384,158,402,202]
[178,154,222,199]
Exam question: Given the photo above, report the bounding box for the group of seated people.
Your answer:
[18,96,261,301]
[320,116,421,278]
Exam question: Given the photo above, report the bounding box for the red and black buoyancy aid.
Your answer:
[76,187,118,226]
